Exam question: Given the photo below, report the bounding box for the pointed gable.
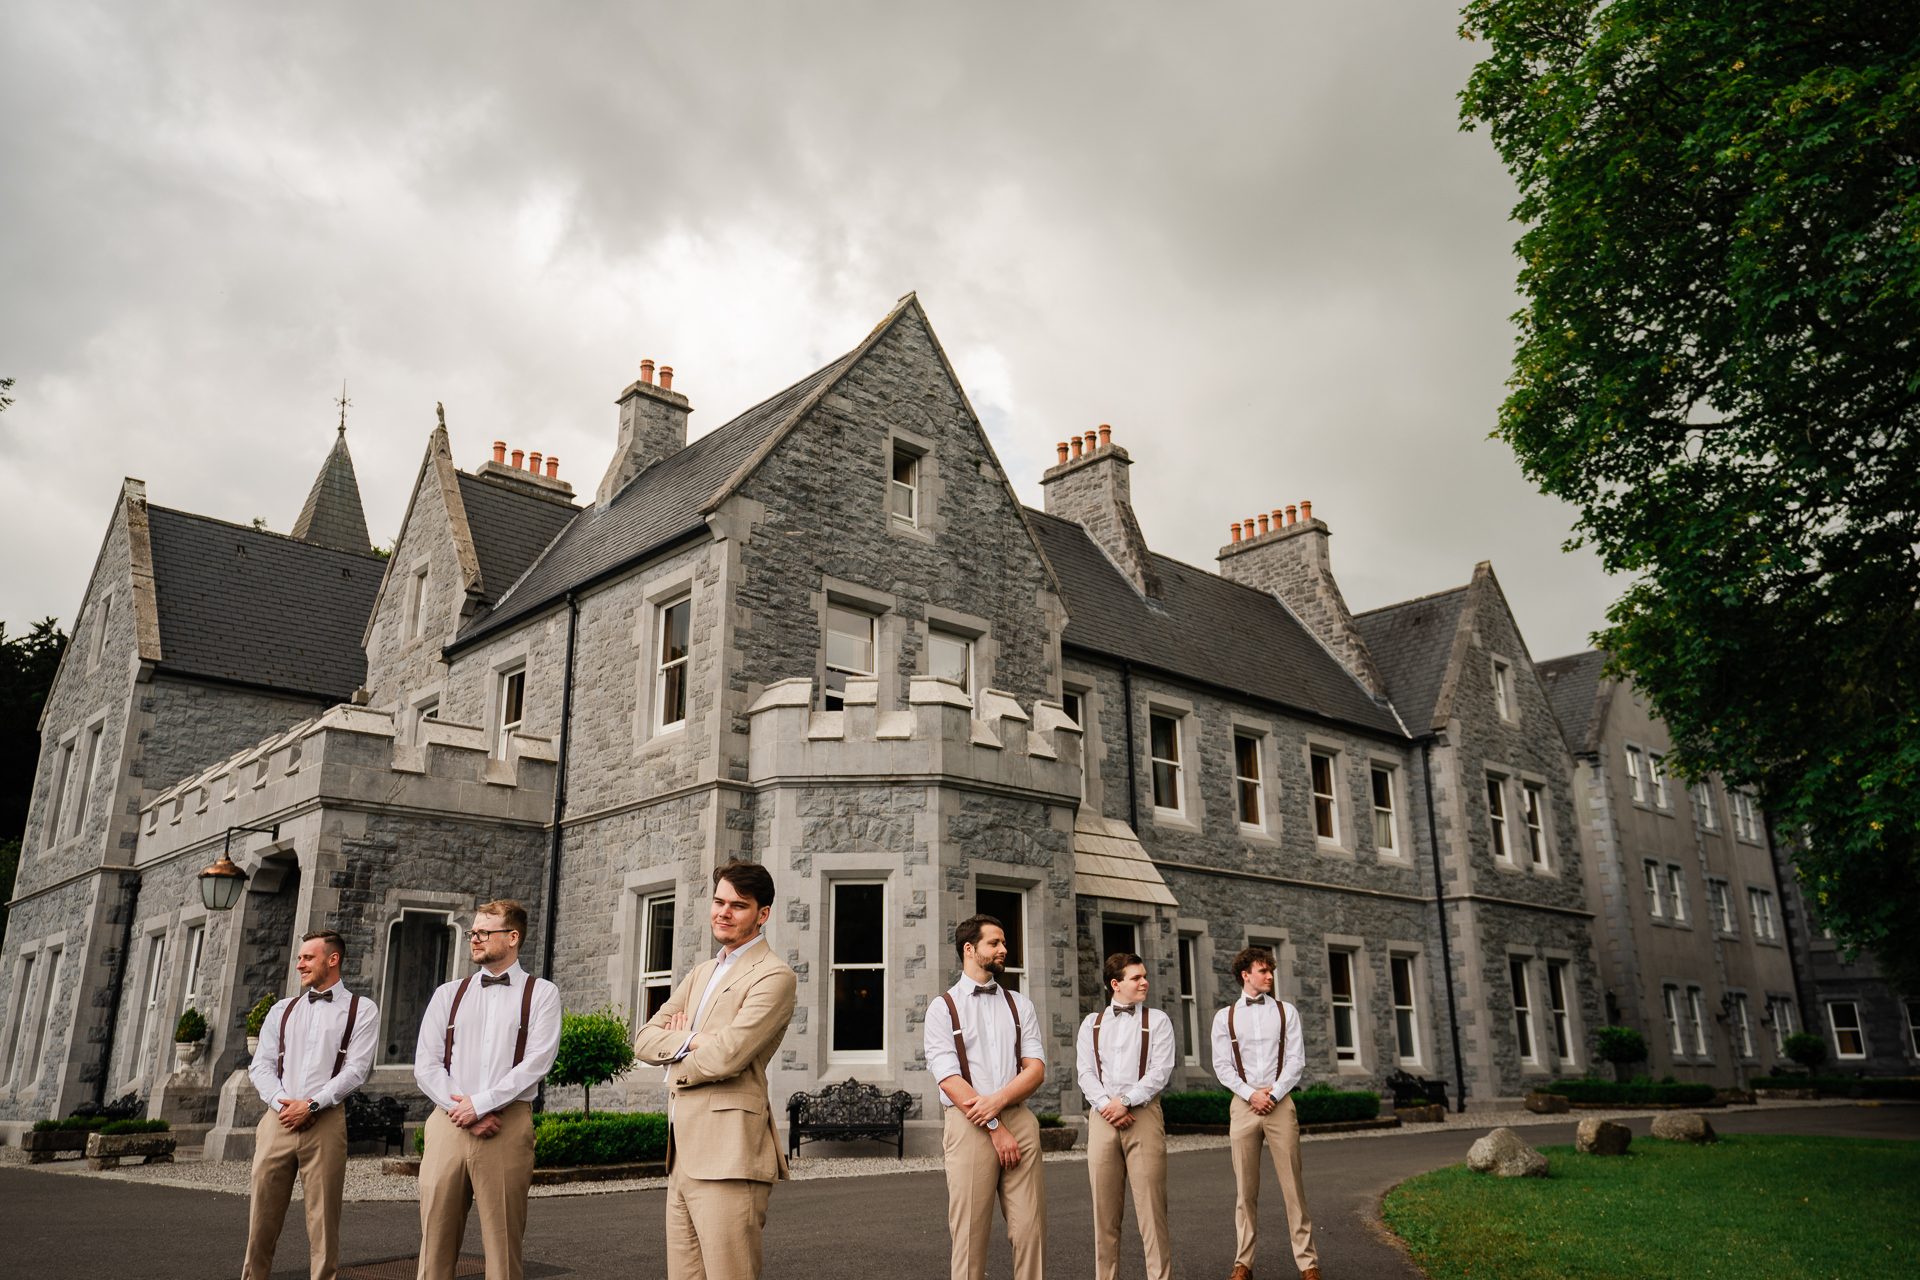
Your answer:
[291,427,373,555]
[1354,586,1470,735]
[1538,649,1611,755]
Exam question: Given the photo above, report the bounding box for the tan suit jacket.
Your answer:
[634,940,797,1183]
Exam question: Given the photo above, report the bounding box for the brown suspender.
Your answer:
[940,988,1024,1085]
[1226,999,1286,1086]
[1091,1007,1152,1086]
[275,991,361,1087]
[444,973,539,1072]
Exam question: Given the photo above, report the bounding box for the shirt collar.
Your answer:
[715,933,764,965]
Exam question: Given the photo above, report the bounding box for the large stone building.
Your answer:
[7,295,1656,1153]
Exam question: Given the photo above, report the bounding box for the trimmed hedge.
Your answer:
[33,1116,112,1132]
[1749,1075,1920,1100]
[99,1119,171,1135]
[535,1112,666,1167]
[35,1116,171,1134]
[1541,1080,1717,1105]
[1161,1088,1381,1127]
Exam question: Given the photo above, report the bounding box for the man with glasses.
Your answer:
[413,900,562,1280]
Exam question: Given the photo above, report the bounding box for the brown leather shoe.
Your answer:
[1299,1269,1323,1280]
[1229,1267,1253,1280]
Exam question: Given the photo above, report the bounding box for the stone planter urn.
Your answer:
[246,1035,261,1056]
[1038,1126,1077,1153]
[86,1129,177,1171]
[174,1039,205,1069]
[1395,1104,1446,1123]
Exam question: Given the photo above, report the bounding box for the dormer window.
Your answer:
[891,451,919,526]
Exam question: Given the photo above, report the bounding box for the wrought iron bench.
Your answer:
[1385,1069,1450,1113]
[344,1093,410,1152]
[786,1078,915,1159]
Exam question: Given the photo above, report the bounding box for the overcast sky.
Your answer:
[0,1,1616,663]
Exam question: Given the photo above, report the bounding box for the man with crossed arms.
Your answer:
[924,913,1048,1280]
[1211,945,1322,1280]
[242,929,378,1280]
[1075,951,1177,1280]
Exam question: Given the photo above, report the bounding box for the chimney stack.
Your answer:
[598,357,693,509]
[1217,499,1384,696]
[1039,426,1162,598]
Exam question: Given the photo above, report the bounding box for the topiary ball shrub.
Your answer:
[546,1006,637,1116]
[245,993,276,1037]
[1785,1033,1829,1071]
[174,1007,207,1043]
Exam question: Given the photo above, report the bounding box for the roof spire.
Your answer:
[290,390,374,555]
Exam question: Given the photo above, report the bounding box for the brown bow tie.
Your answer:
[1110,1004,1139,1015]
[972,984,999,996]
[307,989,333,1004]
[1244,995,1267,1006]
[481,973,512,988]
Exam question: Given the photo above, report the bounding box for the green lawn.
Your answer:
[1381,1134,1919,1280]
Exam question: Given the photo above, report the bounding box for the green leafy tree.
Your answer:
[1459,2,1920,986]
[1,617,69,948]
[1785,1031,1830,1071]
[1597,1025,1650,1082]
[547,1005,637,1116]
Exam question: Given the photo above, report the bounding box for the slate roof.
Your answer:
[1353,587,1469,736]
[1538,649,1610,755]
[454,472,579,615]
[453,352,857,647]
[1027,509,1402,736]
[146,506,384,698]
[290,428,373,554]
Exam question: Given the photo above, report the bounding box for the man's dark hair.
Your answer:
[1104,952,1146,992]
[477,899,529,938]
[301,929,346,961]
[1230,945,1276,982]
[714,861,776,910]
[954,914,1004,962]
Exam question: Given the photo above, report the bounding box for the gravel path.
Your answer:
[3,1098,1863,1202]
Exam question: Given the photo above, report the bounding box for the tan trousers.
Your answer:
[942,1103,1046,1280]
[242,1104,348,1280]
[418,1102,536,1280]
[1088,1099,1171,1280]
[665,1164,774,1280]
[1229,1094,1318,1272]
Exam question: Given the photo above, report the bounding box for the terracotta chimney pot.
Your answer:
[640,359,655,385]
[492,441,507,464]
[511,449,525,470]
[659,366,673,390]
[1300,499,1313,521]
[528,452,543,475]
[1071,437,1083,459]
[1098,424,1111,448]
[1285,504,1297,525]
[1056,442,1069,464]
[1231,522,1242,543]
[546,456,559,478]
[1084,430,1098,454]
[1271,509,1283,529]
[1257,513,1270,535]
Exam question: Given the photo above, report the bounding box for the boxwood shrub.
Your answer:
[1160,1088,1380,1127]
[535,1112,667,1167]
[1748,1075,1920,1099]
[99,1119,171,1135]
[1541,1080,1717,1105]
[33,1116,113,1132]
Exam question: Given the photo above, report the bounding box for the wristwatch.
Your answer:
[986,1118,1000,1130]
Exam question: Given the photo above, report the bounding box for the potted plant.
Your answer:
[245,992,275,1056]
[1034,1113,1077,1152]
[1596,1025,1649,1084]
[174,1007,208,1068]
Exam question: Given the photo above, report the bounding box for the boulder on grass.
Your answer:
[1575,1118,1632,1155]
[1466,1127,1550,1177]
[1650,1112,1716,1144]
[1524,1092,1572,1114]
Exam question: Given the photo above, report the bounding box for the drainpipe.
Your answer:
[1762,817,1814,1041]
[1120,661,1139,832]
[1422,740,1467,1113]
[94,871,142,1106]
[540,593,580,982]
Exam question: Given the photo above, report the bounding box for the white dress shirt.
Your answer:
[674,933,766,1060]
[1210,993,1305,1102]
[1075,1001,1176,1110]
[412,962,562,1118]
[249,985,378,1113]
[924,976,1042,1107]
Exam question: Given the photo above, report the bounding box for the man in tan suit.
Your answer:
[413,899,562,1280]
[634,861,797,1280]
[1075,951,1176,1280]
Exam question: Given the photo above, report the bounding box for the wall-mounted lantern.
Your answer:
[199,823,280,911]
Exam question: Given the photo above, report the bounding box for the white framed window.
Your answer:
[1328,950,1359,1062]
[823,606,875,712]
[46,740,75,843]
[974,886,1027,993]
[890,450,919,526]
[1310,752,1338,840]
[495,667,526,757]
[1645,862,1665,917]
[412,698,440,744]
[1694,782,1718,830]
[1510,958,1535,1062]
[1769,996,1798,1054]
[1686,987,1710,1056]
[1487,777,1511,861]
[1663,984,1685,1054]
[132,934,165,1073]
[655,596,692,732]
[88,594,113,672]
[1625,746,1647,802]
[1371,767,1397,852]
[1102,918,1138,959]
[1828,1002,1865,1059]
[1665,865,1688,922]
[1709,880,1737,934]
[830,880,887,1063]
[406,564,430,640]
[1747,888,1777,940]
[29,948,61,1086]
[637,893,676,1021]
[1234,734,1263,828]
[1904,999,1920,1058]
[1650,753,1671,809]
[1492,660,1514,719]
[5,954,37,1087]
[928,629,972,695]
[1523,785,1546,865]
[379,910,458,1065]
[1733,993,1756,1058]
[1734,790,1762,840]
[68,723,103,840]
[1061,690,1086,800]
[181,925,206,1011]
[1177,936,1200,1065]
[1546,962,1573,1060]
[1150,715,1183,813]
[1390,955,1420,1064]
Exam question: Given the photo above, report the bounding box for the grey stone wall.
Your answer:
[137,677,327,794]
[362,451,472,709]
[1039,444,1161,599]
[1214,519,1385,696]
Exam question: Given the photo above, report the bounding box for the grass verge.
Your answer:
[1381,1134,1918,1280]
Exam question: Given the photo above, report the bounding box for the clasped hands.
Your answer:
[960,1091,1025,1170]
[449,1096,503,1138]
[277,1098,317,1132]
[1248,1086,1278,1116]
[1097,1097,1136,1130]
